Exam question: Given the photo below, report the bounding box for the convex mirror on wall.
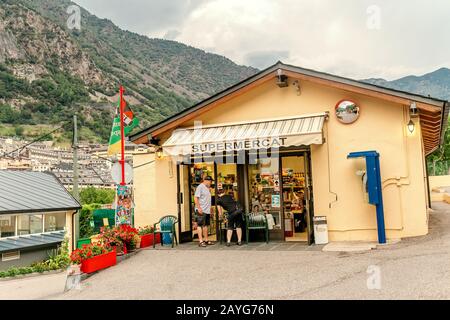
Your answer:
[335,100,360,124]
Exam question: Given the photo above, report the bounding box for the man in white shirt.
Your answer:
[194,176,214,247]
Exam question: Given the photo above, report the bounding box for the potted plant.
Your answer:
[99,226,126,255]
[134,234,141,249]
[116,224,139,252]
[138,225,161,248]
[70,244,116,274]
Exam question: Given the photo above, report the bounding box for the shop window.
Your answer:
[216,164,238,202]
[31,215,43,234]
[44,212,66,232]
[0,215,16,238]
[248,158,281,231]
[17,215,43,235]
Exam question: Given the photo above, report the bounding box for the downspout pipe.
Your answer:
[71,210,78,251]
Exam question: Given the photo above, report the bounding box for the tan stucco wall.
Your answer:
[429,175,450,191]
[134,77,429,242]
[133,152,178,229]
[65,211,74,252]
[428,175,450,202]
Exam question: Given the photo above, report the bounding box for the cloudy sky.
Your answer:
[74,0,449,80]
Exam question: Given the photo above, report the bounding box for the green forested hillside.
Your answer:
[362,68,450,101]
[0,0,258,142]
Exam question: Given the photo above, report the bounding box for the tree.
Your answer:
[77,188,115,238]
[427,118,450,175]
[79,203,101,238]
[79,187,115,205]
[14,125,24,137]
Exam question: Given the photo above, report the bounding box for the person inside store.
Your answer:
[194,176,215,247]
[293,191,307,232]
[217,188,244,247]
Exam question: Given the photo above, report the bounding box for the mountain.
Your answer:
[0,0,258,143]
[361,68,450,101]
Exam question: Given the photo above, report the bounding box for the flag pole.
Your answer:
[119,85,126,186]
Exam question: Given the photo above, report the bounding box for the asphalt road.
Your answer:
[8,202,450,300]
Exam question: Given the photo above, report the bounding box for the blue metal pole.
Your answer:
[375,203,386,244]
[374,155,386,244]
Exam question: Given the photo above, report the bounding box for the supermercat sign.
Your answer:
[161,114,327,156]
[191,137,288,154]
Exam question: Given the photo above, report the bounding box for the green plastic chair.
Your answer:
[153,215,179,248]
[245,213,269,244]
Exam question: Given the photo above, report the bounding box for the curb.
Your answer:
[0,269,66,282]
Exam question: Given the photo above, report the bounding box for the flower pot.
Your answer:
[80,249,117,274]
[140,233,161,248]
[112,245,126,256]
[136,237,141,249]
[125,242,136,252]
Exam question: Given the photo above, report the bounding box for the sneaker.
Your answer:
[236,241,242,246]
[226,242,231,247]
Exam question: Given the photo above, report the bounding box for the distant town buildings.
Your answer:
[0,137,150,190]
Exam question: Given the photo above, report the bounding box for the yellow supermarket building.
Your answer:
[130,62,448,244]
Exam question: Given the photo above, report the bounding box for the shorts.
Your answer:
[196,213,211,227]
[226,211,243,230]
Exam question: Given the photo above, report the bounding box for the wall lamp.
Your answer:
[156,147,163,159]
[407,119,415,134]
[407,101,418,134]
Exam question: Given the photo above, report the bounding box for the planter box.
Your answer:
[140,233,161,248]
[81,249,117,274]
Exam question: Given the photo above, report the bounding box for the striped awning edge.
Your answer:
[162,113,327,156]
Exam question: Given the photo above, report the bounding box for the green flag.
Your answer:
[108,96,139,156]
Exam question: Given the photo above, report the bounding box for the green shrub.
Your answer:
[79,203,101,238]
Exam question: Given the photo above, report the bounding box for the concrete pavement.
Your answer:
[2,202,449,300]
[50,202,450,300]
[0,271,67,300]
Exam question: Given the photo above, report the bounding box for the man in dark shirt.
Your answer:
[216,189,243,246]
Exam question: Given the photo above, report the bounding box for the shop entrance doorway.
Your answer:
[281,152,314,244]
[176,151,314,245]
[177,162,243,243]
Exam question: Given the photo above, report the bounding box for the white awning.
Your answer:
[162,113,327,156]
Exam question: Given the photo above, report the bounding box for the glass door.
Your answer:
[304,151,315,245]
[281,155,308,242]
[178,164,193,243]
[216,163,239,241]
[247,158,283,240]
